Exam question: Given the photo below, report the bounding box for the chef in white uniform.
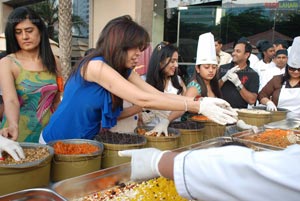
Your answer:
[119,145,300,201]
[258,37,300,119]
[277,36,300,119]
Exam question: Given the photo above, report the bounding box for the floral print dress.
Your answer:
[0,56,58,142]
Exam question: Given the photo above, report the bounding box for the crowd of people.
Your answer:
[0,5,299,200]
[0,6,298,144]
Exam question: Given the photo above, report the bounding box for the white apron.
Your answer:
[277,82,300,119]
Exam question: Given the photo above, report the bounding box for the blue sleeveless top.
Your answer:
[42,57,124,142]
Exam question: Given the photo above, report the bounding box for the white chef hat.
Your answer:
[196,32,218,65]
[287,36,300,69]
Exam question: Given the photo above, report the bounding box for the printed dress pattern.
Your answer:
[1,58,57,142]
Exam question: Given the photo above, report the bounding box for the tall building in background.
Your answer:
[72,0,89,38]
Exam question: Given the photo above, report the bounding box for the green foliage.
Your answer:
[219,8,273,43]
[29,0,88,42]
[276,13,300,39]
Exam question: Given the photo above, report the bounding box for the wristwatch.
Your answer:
[236,84,244,91]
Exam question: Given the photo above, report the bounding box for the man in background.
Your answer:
[253,41,276,91]
[258,49,288,97]
[219,41,259,108]
[214,37,232,68]
[273,38,289,52]
[237,37,259,68]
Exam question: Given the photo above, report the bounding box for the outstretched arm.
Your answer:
[0,57,20,140]
[85,60,238,125]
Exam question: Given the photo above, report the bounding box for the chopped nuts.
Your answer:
[0,147,50,165]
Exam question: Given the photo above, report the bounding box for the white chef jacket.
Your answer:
[258,62,286,92]
[218,51,232,67]
[267,61,286,75]
[174,145,300,201]
[253,60,275,91]
[248,53,259,68]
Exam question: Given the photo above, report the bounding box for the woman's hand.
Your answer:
[118,148,168,181]
[0,135,24,161]
[145,118,170,136]
[199,97,238,125]
[0,125,18,141]
[266,100,277,111]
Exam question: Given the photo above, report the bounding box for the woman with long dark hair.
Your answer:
[186,63,221,99]
[0,7,62,142]
[39,15,237,143]
[180,33,222,121]
[143,42,186,135]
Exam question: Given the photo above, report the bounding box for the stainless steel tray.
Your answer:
[232,128,300,149]
[264,118,300,130]
[52,137,278,200]
[0,188,67,201]
[52,163,131,200]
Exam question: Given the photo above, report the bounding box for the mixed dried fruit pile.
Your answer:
[136,128,176,137]
[0,147,49,165]
[75,177,188,201]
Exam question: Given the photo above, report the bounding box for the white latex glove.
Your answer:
[118,148,169,181]
[221,65,240,82]
[141,111,156,124]
[227,72,242,87]
[145,118,170,136]
[266,101,277,111]
[0,135,25,161]
[236,120,258,132]
[199,97,238,125]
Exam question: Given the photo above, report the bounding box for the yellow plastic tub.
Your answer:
[190,116,226,140]
[237,109,272,127]
[95,132,146,169]
[253,106,288,123]
[0,143,54,196]
[169,121,204,147]
[135,126,180,150]
[48,139,104,182]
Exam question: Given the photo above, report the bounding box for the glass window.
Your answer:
[165,0,300,64]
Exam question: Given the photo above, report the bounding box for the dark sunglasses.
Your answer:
[157,41,169,51]
[288,66,300,72]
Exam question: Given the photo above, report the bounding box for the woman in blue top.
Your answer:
[40,15,238,143]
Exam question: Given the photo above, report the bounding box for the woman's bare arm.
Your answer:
[84,60,198,113]
[0,57,20,140]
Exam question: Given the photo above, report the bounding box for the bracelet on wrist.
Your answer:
[184,100,188,111]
